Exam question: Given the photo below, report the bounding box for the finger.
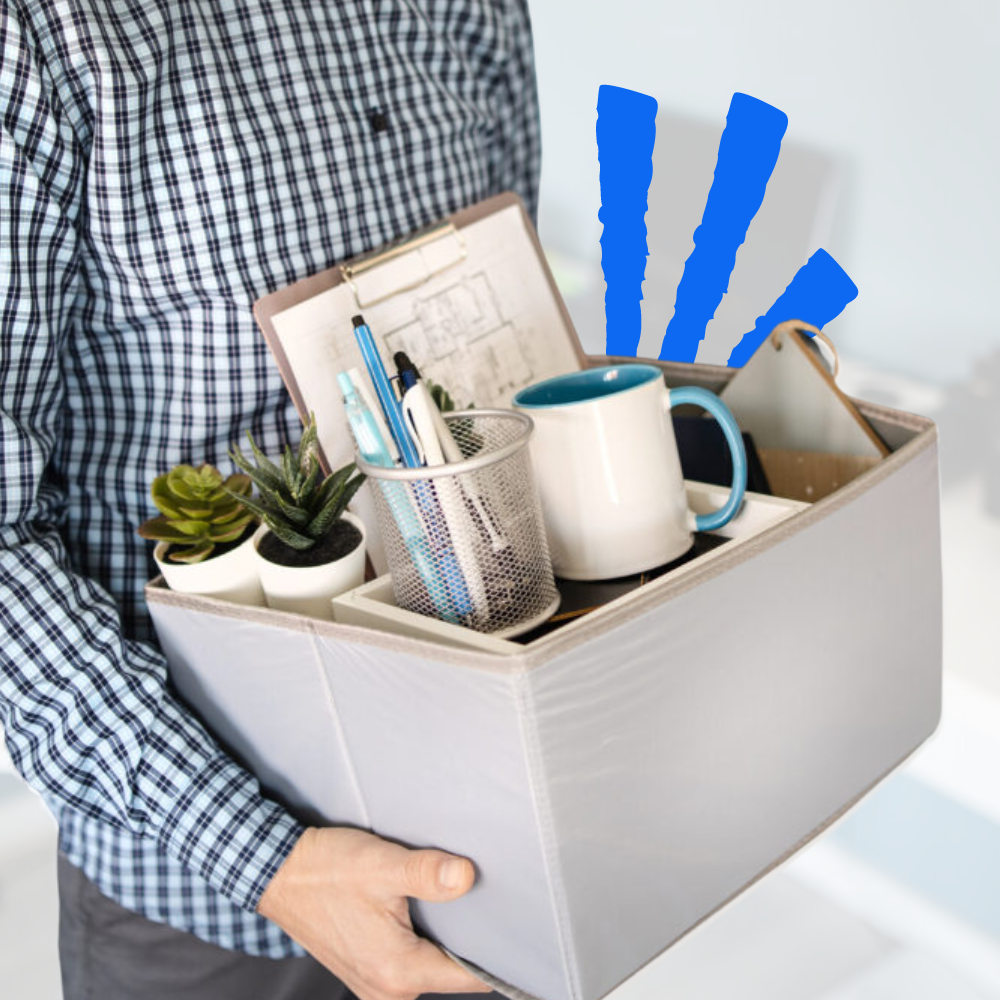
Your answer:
[386,847,477,903]
[408,938,492,995]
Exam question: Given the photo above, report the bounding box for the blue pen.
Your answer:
[352,315,421,466]
[338,372,459,623]
[349,319,473,619]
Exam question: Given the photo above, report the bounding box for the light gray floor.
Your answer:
[0,777,61,1000]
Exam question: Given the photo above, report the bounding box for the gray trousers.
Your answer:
[57,854,495,1000]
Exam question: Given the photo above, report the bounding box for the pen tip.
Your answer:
[352,314,365,328]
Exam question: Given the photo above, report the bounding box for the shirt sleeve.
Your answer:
[0,6,302,915]
[488,0,543,225]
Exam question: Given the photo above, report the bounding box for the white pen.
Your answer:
[427,401,463,464]
[394,352,493,625]
[347,366,401,466]
[395,353,509,556]
[401,379,445,466]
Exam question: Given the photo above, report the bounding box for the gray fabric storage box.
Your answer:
[146,358,942,1000]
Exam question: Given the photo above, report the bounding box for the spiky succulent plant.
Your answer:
[228,414,365,552]
[137,464,256,564]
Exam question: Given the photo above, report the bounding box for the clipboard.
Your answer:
[720,320,890,500]
[252,192,584,570]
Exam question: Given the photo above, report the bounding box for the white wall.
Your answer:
[531,0,1000,384]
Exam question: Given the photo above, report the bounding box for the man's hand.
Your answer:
[257,827,491,1000]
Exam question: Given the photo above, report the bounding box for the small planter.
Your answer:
[154,532,264,606]
[253,512,366,619]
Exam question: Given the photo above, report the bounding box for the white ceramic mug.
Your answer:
[513,364,747,580]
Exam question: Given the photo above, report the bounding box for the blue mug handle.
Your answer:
[669,386,748,532]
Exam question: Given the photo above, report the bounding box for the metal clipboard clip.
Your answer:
[339,222,467,309]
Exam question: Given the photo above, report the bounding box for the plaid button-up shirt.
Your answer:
[1,0,540,955]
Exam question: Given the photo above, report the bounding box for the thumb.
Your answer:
[396,848,477,902]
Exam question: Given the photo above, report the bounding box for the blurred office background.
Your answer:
[2,1,998,997]
[532,1,1000,998]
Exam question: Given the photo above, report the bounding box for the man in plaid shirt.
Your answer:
[0,1,541,996]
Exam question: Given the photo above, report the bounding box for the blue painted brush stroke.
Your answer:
[659,93,788,362]
[727,249,860,367]
[597,85,658,357]
[595,86,860,365]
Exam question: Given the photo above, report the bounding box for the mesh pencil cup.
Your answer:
[354,410,560,638]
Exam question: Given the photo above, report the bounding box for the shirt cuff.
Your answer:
[155,744,306,913]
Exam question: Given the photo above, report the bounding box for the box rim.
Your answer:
[518,406,937,666]
[146,400,937,675]
[144,580,528,674]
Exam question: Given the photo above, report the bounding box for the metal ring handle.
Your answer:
[769,319,840,379]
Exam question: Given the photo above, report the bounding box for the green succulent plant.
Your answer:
[228,414,365,553]
[137,464,256,564]
[426,377,457,413]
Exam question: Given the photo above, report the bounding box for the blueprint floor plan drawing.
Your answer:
[265,199,580,476]
[380,273,538,408]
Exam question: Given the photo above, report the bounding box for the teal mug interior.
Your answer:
[512,364,662,409]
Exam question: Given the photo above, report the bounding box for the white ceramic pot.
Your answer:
[253,512,366,620]
[154,532,264,606]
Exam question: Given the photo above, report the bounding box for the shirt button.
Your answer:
[369,109,389,133]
